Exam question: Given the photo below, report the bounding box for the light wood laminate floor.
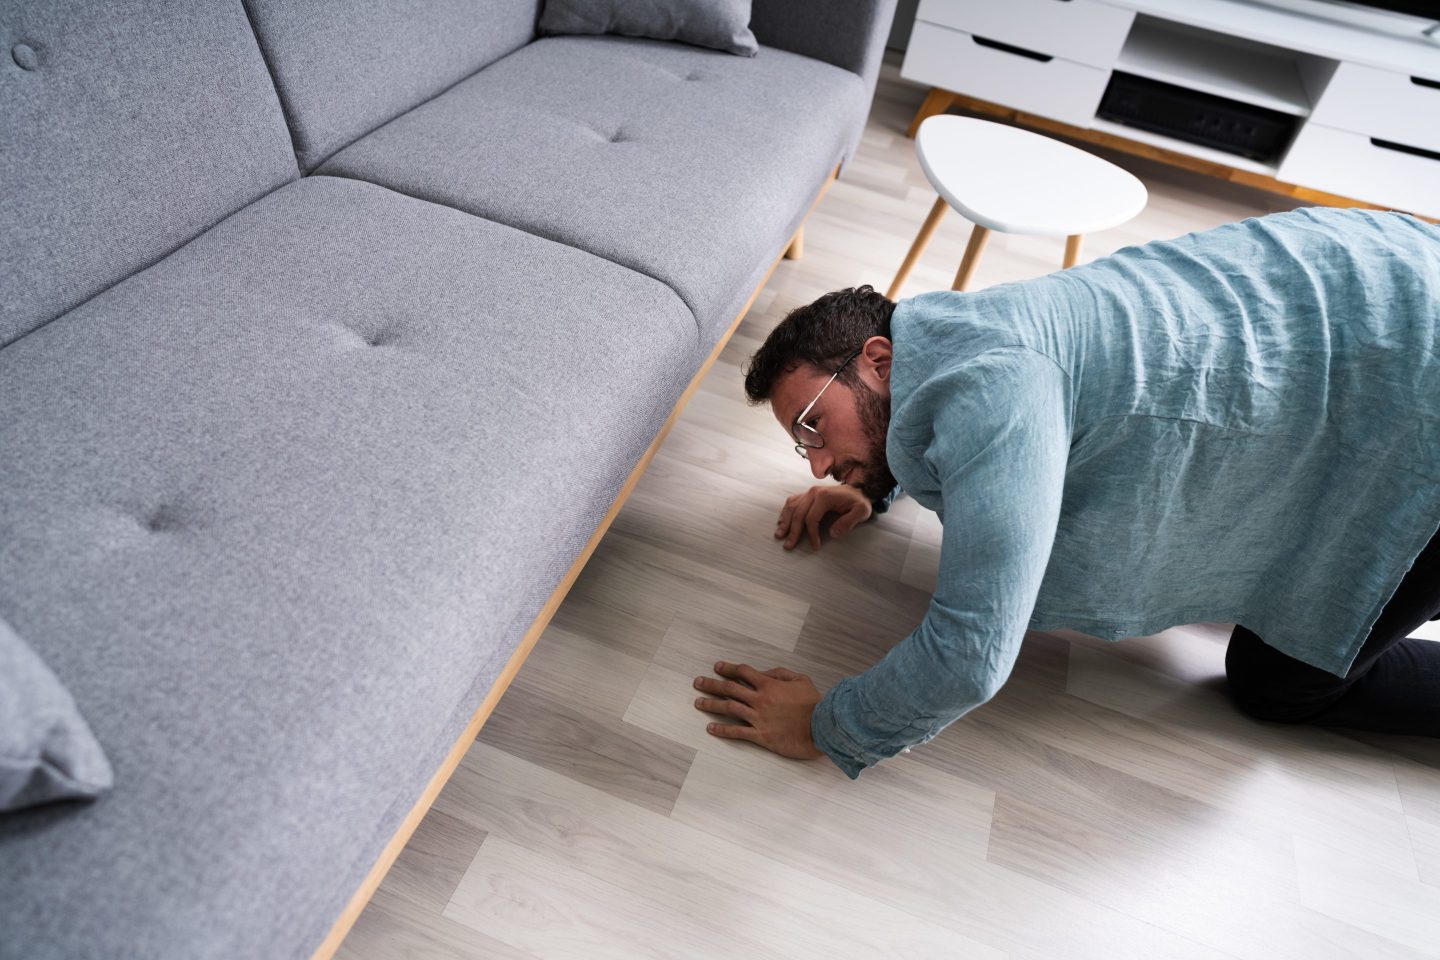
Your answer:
[337,55,1440,960]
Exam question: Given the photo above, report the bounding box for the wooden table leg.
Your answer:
[952,225,991,292]
[1063,234,1083,269]
[907,88,956,139]
[784,225,804,260]
[887,196,949,300]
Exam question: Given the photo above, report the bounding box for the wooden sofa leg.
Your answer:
[784,225,804,260]
[907,87,955,138]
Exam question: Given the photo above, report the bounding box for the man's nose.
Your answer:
[808,449,833,481]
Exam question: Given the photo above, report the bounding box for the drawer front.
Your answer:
[902,20,1112,128]
[1279,123,1440,218]
[1311,60,1440,155]
[915,0,1134,70]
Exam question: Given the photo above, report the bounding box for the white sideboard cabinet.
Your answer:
[901,0,1440,217]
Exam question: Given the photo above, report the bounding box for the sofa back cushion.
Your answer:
[0,0,299,348]
[243,0,541,171]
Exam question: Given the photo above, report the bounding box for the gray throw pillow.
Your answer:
[1,616,114,812]
[539,0,758,57]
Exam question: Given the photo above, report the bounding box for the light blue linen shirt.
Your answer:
[811,207,1440,779]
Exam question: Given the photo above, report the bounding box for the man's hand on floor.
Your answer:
[693,661,824,761]
[775,484,872,552]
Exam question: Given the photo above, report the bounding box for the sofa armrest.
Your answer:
[750,0,898,164]
[750,0,897,84]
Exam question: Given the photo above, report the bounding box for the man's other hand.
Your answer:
[693,662,824,761]
[775,484,872,552]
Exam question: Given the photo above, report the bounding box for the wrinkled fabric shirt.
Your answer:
[811,207,1440,779]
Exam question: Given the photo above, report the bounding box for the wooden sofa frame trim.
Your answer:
[309,166,837,960]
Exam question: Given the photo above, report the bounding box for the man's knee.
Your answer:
[1224,676,1327,724]
[1224,629,1346,724]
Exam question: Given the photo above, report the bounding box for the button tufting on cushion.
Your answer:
[141,504,184,533]
[11,43,38,71]
[327,320,396,348]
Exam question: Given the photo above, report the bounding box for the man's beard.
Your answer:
[847,379,899,503]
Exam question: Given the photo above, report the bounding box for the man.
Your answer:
[690,206,1440,780]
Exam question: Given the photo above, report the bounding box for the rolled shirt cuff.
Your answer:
[810,681,874,780]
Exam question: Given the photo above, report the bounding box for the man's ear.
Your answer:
[861,335,893,383]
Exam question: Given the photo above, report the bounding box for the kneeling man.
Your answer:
[692,206,1440,779]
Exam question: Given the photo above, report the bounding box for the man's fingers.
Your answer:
[777,493,805,525]
[775,498,796,538]
[780,511,803,546]
[781,492,816,547]
[830,505,865,539]
[706,721,759,743]
[783,507,808,549]
[719,662,770,688]
[764,667,804,682]
[693,696,757,721]
[693,674,757,702]
[803,500,826,552]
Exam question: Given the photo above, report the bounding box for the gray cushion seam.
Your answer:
[0,174,298,353]
[298,32,536,174]
[239,0,304,165]
[312,170,705,344]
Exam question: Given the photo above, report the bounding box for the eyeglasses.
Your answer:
[792,346,864,459]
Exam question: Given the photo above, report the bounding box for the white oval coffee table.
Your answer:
[887,115,1148,297]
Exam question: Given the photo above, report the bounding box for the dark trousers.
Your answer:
[1224,524,1440,736]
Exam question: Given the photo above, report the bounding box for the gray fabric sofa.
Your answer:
[0,1,894,958]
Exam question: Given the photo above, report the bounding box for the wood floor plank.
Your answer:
[337,893,540,960]
[568,527,811,652]
[987,792,1430,960]
[1067,641,1413,804]
[900,502,942,593]
[505,623,651,717]
[478,683,696,817]
[367,807,488,914]
[1409,812,1440,888]
[441,743,1012,960]
[334,810,529,960]
[1065,644,1420,877]
[1293,835,1440,957]
[621,459,921,604]
[445,835,789,960]
[545,586,675,665]
[670,736,995,863]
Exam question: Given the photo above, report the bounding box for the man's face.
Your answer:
[769,341,898,502]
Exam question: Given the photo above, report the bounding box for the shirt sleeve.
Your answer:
[810,346,1072,779]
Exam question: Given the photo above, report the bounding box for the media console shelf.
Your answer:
[901,0,1440,218]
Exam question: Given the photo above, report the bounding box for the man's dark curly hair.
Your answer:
[743,285,895,405]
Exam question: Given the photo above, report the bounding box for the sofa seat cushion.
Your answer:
[319,35,866,347]
[0,175,696,959]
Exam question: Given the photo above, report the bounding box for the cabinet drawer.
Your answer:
[915,0,1134,70]
[902,20,1112,128]
[1311,60,1440,155]
[1279,123,1440,218]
